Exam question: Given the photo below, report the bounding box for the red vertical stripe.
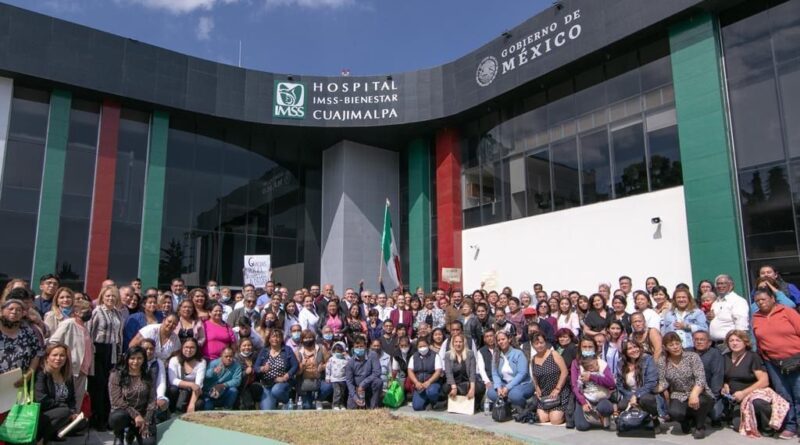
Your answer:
[435,128,462,290]
[85,100,120,298]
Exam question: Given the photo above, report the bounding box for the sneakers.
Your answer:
[778,430,796,440]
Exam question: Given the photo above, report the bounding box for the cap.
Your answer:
[523,307,537,317]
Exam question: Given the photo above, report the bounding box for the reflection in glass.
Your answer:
[612,123,647,198]
[525,149,552,216]
[579,130,611,204]
[739,165,796,258]
[551,139,580,210]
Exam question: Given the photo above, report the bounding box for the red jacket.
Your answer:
[389,309,413,336]
[753,304,800,361]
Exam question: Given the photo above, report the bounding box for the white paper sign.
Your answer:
[441,268,462,283]
[447,395,475,415]
[243,255,271,288]
[0,368,22,412]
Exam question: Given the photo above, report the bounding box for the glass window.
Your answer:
[612,122,648,198]
[728,70,784,169]
[739,164,796,259]
[525,149,552,216]
[481,163,503,225]
[646,109,682,191]
[56,99,100,290]
[579,130,612,204]
[7,87,50,144]
[505,156,526,219]
[779,60,800,159]
[108,108,149,283]
[551,138,580,210]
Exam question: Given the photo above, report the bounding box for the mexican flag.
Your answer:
[381,199,402,288]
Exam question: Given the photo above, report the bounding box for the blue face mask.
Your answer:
[581,350,596,358]
[334,352,344,359]
[61,307,73,317]
[291,332,301,341]
[353,348,365,357]
[323,334,333,341]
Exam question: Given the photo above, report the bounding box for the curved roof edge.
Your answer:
[0,0,707,128]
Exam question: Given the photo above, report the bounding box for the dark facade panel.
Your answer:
[0,0,718,128]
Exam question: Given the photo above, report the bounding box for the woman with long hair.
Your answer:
[444,333,484,412]
[202,303,235,361]
[88,285,123,430]
[48,299,94,408]
[615,339,659,420]
[255,328,298,410]
[661,288,707,349]
[43,287,74,339]
[610,295,632,334]
[582,293,611,337]
[123,293,164,352]
[556,297,580,337]
[174,299,206,347]
[487,330,533,409]
[167,337,206,413]
[108,346,156,445]
[35,343,77,444]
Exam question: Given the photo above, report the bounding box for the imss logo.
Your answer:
[273,81,306,119]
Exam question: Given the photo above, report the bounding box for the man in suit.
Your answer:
[315,283,335,315]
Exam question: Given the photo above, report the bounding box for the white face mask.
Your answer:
[418,347,429,356]
[400,347,410,354]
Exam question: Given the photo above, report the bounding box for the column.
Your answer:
[0,77,12,204]
[85,100,120,297]
[408,138,432,292]
[138,111,169,288]
[669,13,746,288]
[435,128,462,290]
[32,90,71,281]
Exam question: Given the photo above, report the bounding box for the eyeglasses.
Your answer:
[245,300,256,304]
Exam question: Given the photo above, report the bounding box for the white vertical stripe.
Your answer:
[0,77,13,198]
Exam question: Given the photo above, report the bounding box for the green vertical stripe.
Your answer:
[408,138,432,292]
[669,13,746,289]
[32,90,71,282]
[138,111,169,288]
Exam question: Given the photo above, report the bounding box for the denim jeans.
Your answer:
[765,360,800,433]
[319,381,334,403]
[487,381,534,408]
[203,387,239,411]
[412,382,442,411]
[259,383,291,410]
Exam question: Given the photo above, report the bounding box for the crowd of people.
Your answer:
[1,264,799,444]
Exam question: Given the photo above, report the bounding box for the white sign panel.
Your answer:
[442,268,462,283]
[244,255,271,288]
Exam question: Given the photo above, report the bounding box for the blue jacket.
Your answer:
[203,358,243,394]
[254,346,298,383]
[491,347,530,391]
[345,351,382,394]
[616,354,658,399]
[661,309,708,348]
[122,311,164,351]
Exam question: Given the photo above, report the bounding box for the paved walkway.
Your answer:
[62,408,759,445]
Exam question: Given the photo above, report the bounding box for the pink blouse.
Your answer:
[201,320,235,360]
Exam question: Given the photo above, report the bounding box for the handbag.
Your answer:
[776,354,800,375]
[491,398,513,422]
[538,395,560,411]
[382,380,405,409]
[0,373,40,444]
[299,378,321,393]
[616,406,655,438]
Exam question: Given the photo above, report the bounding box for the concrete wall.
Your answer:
[321,140,400,294]
[461,187,692,296]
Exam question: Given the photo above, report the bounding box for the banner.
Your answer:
[243,255,271,288]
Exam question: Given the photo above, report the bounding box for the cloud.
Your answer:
[196,16,214,40]
[123,0,238,14]
[263,0,354,8]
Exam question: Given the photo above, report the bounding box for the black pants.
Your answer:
[238,383,263,410]
[108,409,156,445]
[38,406,71,441]
[167,386,201,413]
[331,382,348,407]
[440,380,486,411]
[730,399,773,432]
[668,394,714,430]
[618,393,659,417]
[88,343,114,428]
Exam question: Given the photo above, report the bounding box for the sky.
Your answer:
[3,0,552,76]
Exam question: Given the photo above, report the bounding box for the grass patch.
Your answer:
[184,410,524,445]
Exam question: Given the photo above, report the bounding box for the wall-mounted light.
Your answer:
[386,75,393,81]
[502,31,512,39]
[469,244,480,260]
[287,75,294,81]
[651,217,662,239]
[552,0,563,10]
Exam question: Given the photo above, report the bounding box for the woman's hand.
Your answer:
[629,395,638,406]
[582,403,592,412]
[673,321,685,330]
[721,384,730,396]
[534,387,542,398]
[276,373,289,383]
[260,363,271,373]
[245,366,253,375]
[157,399,168,410]
[549,388,560,398]
[449,385,457,399]
[466,387,475,400]
[134,415,145,430]
[733,391,745,402]
[688,394,700,410]
[580,371,591,383]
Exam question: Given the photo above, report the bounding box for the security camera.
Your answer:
[651,217,661,224]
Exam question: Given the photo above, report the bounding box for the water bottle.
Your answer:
[315,392,323,410]
[296,396,303,410]
[483,397,491,415]
[286,398,295,410]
